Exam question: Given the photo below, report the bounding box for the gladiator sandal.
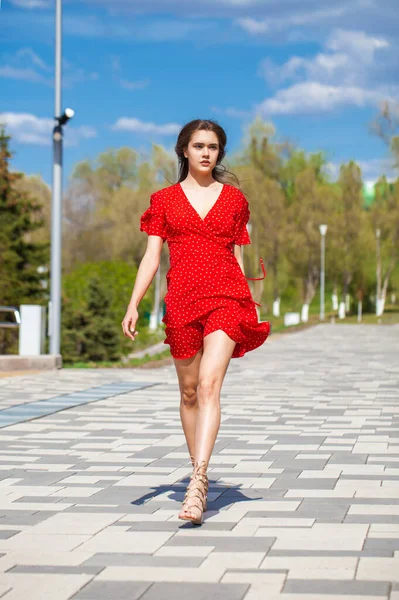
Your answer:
[179,460,208,525]
[190,455,208,512]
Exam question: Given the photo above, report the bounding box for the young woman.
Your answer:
[122,119,270,525]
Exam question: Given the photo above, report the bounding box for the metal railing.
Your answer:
[0,306,21,329]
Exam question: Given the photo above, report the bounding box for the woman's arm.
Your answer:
[122,236,163,340]
[129,236,163,307]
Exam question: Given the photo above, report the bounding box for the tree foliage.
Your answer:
[0,126,49,306]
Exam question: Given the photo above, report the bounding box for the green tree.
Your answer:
[335,162,365,313]
[371,176,399,313]
[62,275,120,362]
[62,260,153,360]
[285,156,334,319]
[83,276,120,361]
[0,126,49,306]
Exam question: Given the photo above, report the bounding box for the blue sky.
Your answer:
[1,0,398,188]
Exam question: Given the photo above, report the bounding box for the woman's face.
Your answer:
[184,130,220,174]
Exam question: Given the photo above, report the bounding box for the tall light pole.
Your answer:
[319,224,328,321]
[375,228,381,316]
[49,0,74,355]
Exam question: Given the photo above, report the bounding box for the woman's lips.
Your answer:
[201,161,210,165]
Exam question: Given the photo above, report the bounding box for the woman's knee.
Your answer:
[180,387,198,408]
[197,376,220,403]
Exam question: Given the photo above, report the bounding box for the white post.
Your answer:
[319,224,328,321]
[19,305,46,355]
[149,263,161,330]
[375,228,381,316]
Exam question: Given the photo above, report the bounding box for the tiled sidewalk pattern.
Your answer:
[0,324,398,600]
[0,382,157,428]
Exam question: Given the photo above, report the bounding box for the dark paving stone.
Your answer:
[165,536,276,552]
[222,489,285,498]
[0,511,56,525]
[82,553,204,568]
[72,581,151,600]
[270,479,337,489]
[363,538,399,552]
[141,582,250,600]
[8,565,102,575]
[0,530,19,539]
[283,578,390,595]
[345,516,399,524]
[328,454,368,464]
[269,549,394,557]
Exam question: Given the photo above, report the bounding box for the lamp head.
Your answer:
[319,224,328,236]
[58,108,75,126]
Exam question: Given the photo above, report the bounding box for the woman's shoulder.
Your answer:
[225,184,248,207]
[151,183,178,198]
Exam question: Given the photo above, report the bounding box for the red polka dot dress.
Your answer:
[140,182,270,359]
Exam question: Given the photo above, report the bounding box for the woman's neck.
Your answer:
[182,171,216,187]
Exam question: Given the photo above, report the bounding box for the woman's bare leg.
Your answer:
[194,330,236,466]
[173,348,203,460]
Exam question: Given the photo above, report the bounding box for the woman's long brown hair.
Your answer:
[174,119,241,188]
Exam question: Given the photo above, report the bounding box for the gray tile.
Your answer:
[0,530,19,539]
[82,553,204,568]
[283,579,390,595]
[8,565,102,575]
[72,581,151,600]
[140,583,249,600]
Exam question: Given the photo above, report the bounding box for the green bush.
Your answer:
[61,260,153,362]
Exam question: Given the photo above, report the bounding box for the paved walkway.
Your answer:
[0,324,398,600]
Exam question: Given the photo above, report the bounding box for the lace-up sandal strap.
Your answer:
[182,480,206,504]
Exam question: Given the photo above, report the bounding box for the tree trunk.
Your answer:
[378,257,397,316]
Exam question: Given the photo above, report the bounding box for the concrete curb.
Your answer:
[0,354,62,371]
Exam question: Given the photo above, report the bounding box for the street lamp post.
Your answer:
[49,0,74,355]
[319,224,328,321]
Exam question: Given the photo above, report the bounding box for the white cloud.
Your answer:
[257,82,389,115]
[235,5,354,35]
[257,28,396,115]
[235,18,269,35]
[111,117,181,135]
[0,48,99,88]
[10,0,50,7]
[0,65,49,84]
[326,29,389,60]
[259,29,390,88]
[357,157,397,180]
[326,157,397,182]
[0,112,97,147]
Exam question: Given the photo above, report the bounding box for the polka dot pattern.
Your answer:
[140,182,270,360]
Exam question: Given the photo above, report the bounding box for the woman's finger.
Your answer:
[122,318,135,340]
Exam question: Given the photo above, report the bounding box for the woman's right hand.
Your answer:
[121,305,139,341]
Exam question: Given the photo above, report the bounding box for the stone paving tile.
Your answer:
[72,580,152,599]
[0,324,397,599]
[140,582,250,600]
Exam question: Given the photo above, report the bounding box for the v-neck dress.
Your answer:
[140,182,270,359]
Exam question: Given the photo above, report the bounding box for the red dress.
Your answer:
[140,182,270,359]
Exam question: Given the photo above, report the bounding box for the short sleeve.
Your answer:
[140,193,167,242]
[233,195,251,245]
